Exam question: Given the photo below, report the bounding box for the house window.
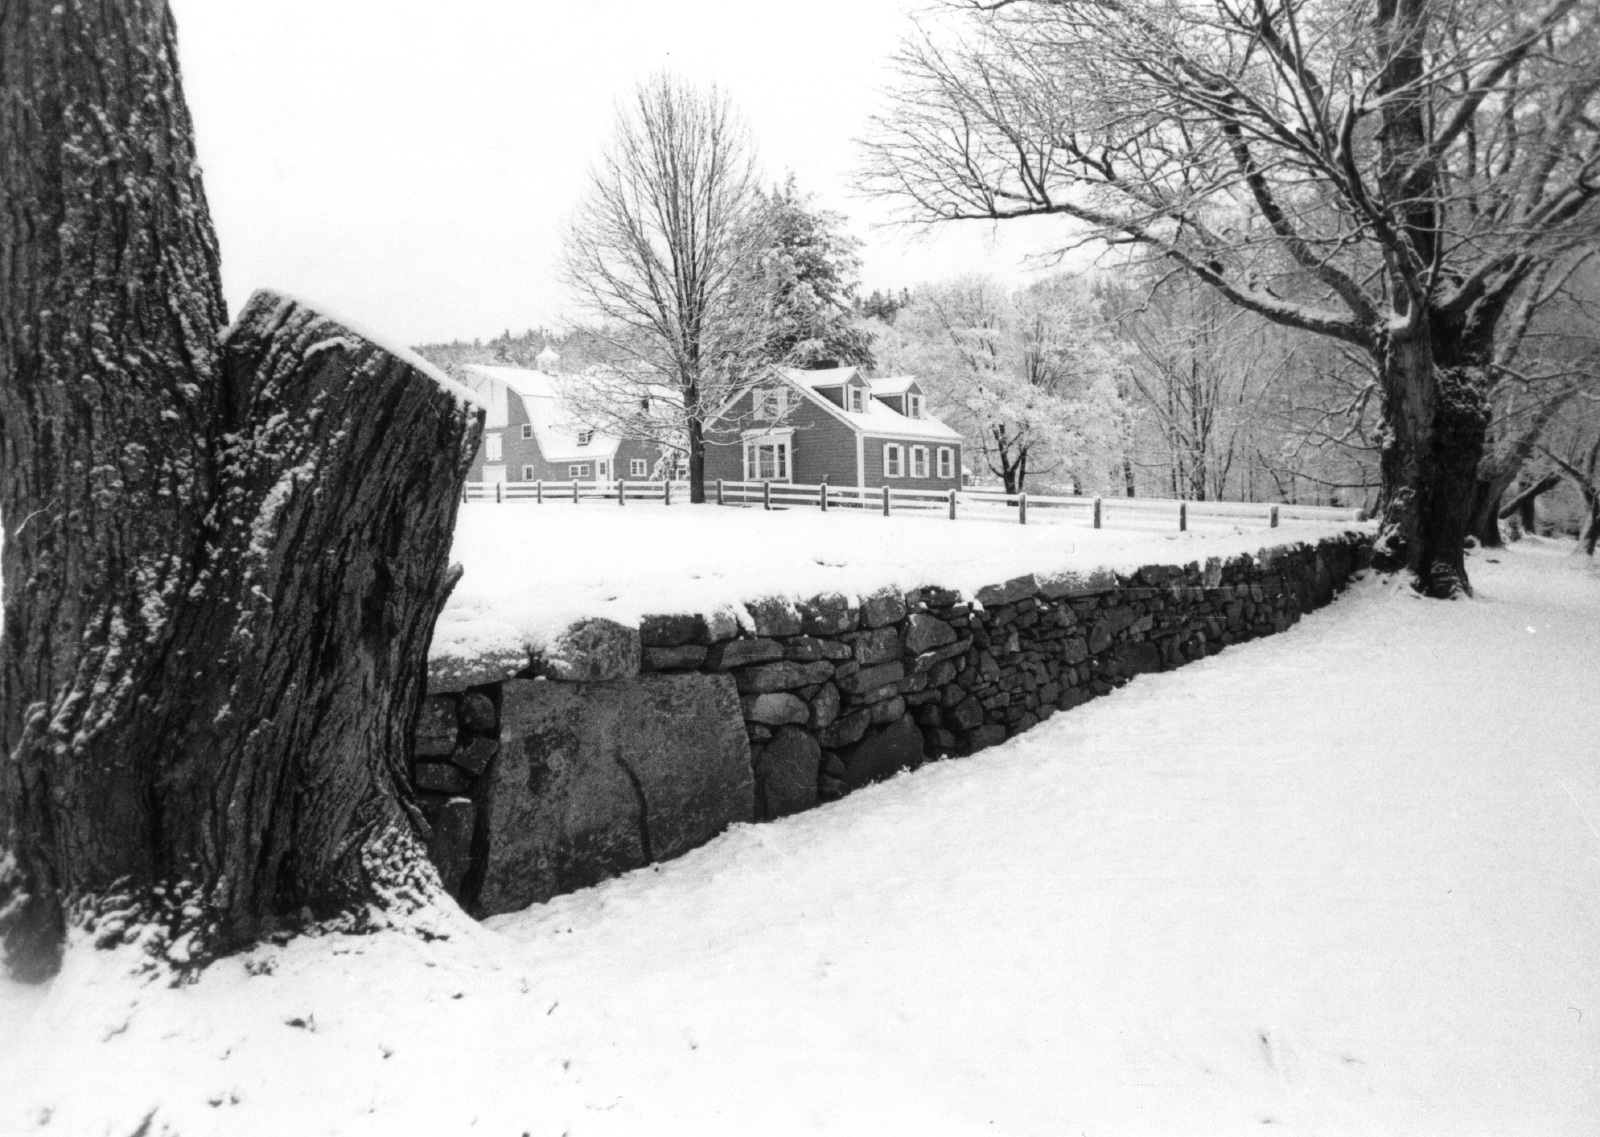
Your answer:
[521,465,535,480]
[937,447,955,479]
[630,459,647,477]
[910,446,929,478]
[755,387,788,421]
[848,386,864,413]
[521,423,533,440]
[577,429,594,447]
[744,438,791,481]
[907,393,923,419]
[485,432,503,461]
[569,463,591,479]
[883,444,904,478]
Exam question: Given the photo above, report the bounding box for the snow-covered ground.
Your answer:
[3,541,1597,1136]
[433,500,1368,667]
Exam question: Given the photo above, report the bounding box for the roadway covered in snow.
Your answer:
[2,541,1597,1135]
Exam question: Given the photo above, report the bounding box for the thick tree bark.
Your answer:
[1370,334,1491,597]
[0,1,480,979]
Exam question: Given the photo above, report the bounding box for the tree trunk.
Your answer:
[0,1,480,980]
[686,414,706,504]
[1468,484,1505,548]
[1371,331,1490,597]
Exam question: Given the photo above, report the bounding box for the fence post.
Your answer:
[1270,504,1280,528]
[1092,497,1102,529]
[717,479,724,506]
[664,479,672,506]
[573,479,579,504]
[1018,492,1028,525]
[882,485,891,516]
[763,480,772,511]
[618,478,625,506]
[495,481,502,505]
[536,480,543,505]
[462,484,469,504]
[820,482,829,512]
[949,488,957,520]
[1179,502,1187,532]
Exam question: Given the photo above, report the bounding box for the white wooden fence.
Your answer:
[464,477,1365,531]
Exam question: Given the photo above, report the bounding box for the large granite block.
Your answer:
[477,674,753,915]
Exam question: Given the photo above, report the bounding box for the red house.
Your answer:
[704,366,963,489]
[460,358,671,485]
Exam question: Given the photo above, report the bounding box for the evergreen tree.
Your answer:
[760,177,874,369]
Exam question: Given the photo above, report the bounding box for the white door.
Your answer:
[482,465,507,485]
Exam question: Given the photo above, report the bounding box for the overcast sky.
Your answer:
[167,0,1077,346]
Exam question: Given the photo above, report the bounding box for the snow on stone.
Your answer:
[430,499,1370,667]
[227,289,489,412]
[3,541,1596,1134]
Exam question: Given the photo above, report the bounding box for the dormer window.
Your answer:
[907,393,923,418]
[577,429,594,447]
[848,386,865,413]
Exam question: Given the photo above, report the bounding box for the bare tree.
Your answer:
[1467,253,1600,544]
[1104,273,1290,501]
[0,1,480,979]
[863,0,1600,595]
[564,74,773,501]
[1540,396,1600,554]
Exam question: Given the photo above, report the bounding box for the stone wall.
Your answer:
[412,533,1369,917]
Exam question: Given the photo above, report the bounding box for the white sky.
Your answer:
[168,0,1079,345]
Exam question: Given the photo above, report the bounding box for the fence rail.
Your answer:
[463,477,1365,531]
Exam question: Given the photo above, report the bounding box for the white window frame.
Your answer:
[577,429,594,447]
[937,447,955,479]
[910,446,929,478]
[741,428,794,482]
[485,432,503,462]
[521,423,533,440]
[907,393,923,419]
[848,386,865,413]
[629,458,647,478]
[521,465,535,480]
[883,443,905,478]
[755,386,788,422]
[569,463,591,479]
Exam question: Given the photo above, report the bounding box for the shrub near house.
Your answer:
[705,365,963,489]
[461,356,671,485]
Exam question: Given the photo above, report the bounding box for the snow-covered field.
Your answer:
[433,500,1368,667]
[3,540,1596,1135]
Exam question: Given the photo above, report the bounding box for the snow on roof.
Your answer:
[784,366,865,388]
[464,364,621,461]
[867,375,920,396]
[779,367,961,443]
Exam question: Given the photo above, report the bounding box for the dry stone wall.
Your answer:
[412,533,1369,916]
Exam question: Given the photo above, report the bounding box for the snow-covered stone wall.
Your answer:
[412,532,1370,915]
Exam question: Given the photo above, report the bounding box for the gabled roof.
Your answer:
[463,364,621,462]
[785,366,868,389]
[867,375,922,397]
[775,366,962,443]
